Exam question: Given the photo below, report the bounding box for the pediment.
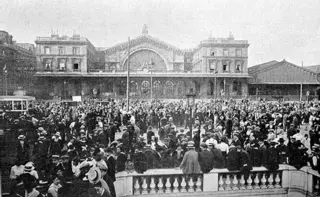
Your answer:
[103,35,185,55]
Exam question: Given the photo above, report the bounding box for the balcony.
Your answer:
[115,165,320,197]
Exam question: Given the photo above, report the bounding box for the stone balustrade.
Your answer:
[114,165,320,197]
[217,170,282,191]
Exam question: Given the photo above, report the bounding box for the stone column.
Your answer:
[199,78,208,99]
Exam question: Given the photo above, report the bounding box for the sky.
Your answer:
[1,0,320,67]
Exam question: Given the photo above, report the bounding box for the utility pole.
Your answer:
[300,61,303,102]
[150,69,153,101]
[126,37,130,112]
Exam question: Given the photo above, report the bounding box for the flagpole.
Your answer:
[126,37,130,112]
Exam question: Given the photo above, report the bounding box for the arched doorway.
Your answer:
[141,81,150,96]
[177,81,185,97]
[117,80,126,96]
[153,80,162,97]
[130,81,138,95]
[165,81,174,97]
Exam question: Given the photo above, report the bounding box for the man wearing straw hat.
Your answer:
[179,141,201,175]
[87,167,111,197]
[16,134,30,162]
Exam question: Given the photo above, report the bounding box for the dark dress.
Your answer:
[116,153,127,172]
[106,156,116,197]
[266,146,280,171]
[227,148,241,171]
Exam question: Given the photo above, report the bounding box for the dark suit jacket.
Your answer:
[259,144,268,167]
[198,150,214,173]
[116,153,127,172]
[16,142,29,161]
[107,156,116,182]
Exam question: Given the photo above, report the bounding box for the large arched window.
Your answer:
[177,81,185,97]
[165,81,174,96]
[141,81,150,94]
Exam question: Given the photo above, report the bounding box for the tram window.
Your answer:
[0,101,13,110]
[22,101,27,110]
[14,101,22,110]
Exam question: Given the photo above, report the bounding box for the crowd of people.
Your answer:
[1,98,320,197]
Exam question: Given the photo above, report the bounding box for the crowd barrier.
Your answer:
[114,164,320,197]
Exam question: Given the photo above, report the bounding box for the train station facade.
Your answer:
[34,26,250,100]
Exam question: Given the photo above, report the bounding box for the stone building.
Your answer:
[0,30,37,96]
[34,33,104,99]
[34,26,250,100]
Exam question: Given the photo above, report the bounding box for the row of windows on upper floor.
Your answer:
[43,46,80,55]
[194,48,244,60]
[43,59,80,71]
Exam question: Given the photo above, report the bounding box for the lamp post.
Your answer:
[4,65,8,96]
[214,70,217,101]
[63,80,67,100]
[186,88,196,138]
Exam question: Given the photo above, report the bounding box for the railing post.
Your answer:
[114,172,134,196]
[203,170,219,192]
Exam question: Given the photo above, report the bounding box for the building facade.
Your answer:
[34,33,104,99]
[0,30,37,96]
[34,26,250,100]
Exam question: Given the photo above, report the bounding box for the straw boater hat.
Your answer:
[86,167,102,184]
[38,127,44,132]
[38,136,46,141]
[24,162,35,173]
[187,141,195,148]
[18,135,25,140]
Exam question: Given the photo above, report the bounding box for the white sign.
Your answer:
[72,96,82,102]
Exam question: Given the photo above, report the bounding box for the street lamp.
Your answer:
[4,65,8,96]
[186,88,196,138]
[63,80,67,100]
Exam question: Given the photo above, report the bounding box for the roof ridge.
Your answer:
[284,61,318,76]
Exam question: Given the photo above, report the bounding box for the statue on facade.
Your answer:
[142,24,148,35]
